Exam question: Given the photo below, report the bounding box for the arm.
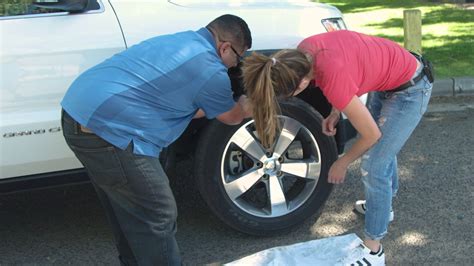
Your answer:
[322,107,341,136]
[328,96,382,184]
[216,95,253,125]
[193,109,206,119]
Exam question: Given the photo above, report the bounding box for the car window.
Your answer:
[0,0,100,17]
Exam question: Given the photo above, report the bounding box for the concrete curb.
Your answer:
[432,77,474,97]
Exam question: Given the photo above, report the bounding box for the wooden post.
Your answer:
[403,9,422,54]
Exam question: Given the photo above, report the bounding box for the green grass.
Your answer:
[317,0,474,79]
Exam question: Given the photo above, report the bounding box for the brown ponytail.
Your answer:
[242,49,312,149]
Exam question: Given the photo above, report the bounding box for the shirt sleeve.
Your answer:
[315,54,359,111]
[195,71,236,119]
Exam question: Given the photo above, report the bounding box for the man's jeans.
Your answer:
[361,76,432,240]
[61,110,181,266]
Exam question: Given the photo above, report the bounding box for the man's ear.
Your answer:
[219,41,231,54]
[216,41,224,57]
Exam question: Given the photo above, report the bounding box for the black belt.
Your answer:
[389,70,425,93]
[388,53,425,93]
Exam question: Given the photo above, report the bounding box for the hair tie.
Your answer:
[271,57,277,66]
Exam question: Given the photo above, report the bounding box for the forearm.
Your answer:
[216,95,252,125]
[338,135,378,166]
[331,107,341,116]
[338,96,381,167]
[238,95,253,118]
[322,107,341,136]
[193,109,205,119]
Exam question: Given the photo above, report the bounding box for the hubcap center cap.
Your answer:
[263,157,280,175]
[264,161,275,170]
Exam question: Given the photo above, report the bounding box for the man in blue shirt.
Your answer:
[61,14,252,265]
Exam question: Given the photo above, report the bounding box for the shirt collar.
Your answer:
[197,27,217,49]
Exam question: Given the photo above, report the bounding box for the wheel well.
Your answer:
[295,83,332,118]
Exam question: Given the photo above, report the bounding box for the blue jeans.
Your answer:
[361,75,432,240]
[61,110,181,266]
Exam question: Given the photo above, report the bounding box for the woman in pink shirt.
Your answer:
[242,30,433,265]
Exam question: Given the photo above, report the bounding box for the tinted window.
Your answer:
[0,0,100,17]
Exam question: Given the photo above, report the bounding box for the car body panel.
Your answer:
[0,1,125,178]
[110,0,341,49]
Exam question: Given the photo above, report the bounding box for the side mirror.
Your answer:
[32,0,89,13]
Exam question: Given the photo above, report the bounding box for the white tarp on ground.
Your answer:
[225,233,362,266]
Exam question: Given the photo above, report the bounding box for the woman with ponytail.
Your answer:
[242,30,433,266]
[242,50,313,148]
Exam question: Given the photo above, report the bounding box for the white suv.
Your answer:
[0,0,358,235]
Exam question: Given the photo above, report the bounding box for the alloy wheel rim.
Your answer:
[220,116,322,218]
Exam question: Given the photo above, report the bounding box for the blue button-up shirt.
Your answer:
[61,28,235,157]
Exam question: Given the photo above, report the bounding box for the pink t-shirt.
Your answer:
[297,30,417,110]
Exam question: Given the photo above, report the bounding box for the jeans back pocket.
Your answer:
[69,145,128,188]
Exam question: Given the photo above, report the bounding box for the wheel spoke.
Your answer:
[267,175,288,216]
[225,169,263,200]
[230,126,266,161]
[273,118,302,157]
[280,159,321,179]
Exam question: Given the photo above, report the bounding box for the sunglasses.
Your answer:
[229,45,244,64]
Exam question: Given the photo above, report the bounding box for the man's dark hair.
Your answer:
[206,14,252,51]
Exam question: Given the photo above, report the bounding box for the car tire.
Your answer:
[194,98,338,236]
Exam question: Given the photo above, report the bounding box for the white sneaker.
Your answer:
[354,200,394,222]
[337,244,385,266]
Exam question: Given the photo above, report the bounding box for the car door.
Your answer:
[0,0,126,179]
